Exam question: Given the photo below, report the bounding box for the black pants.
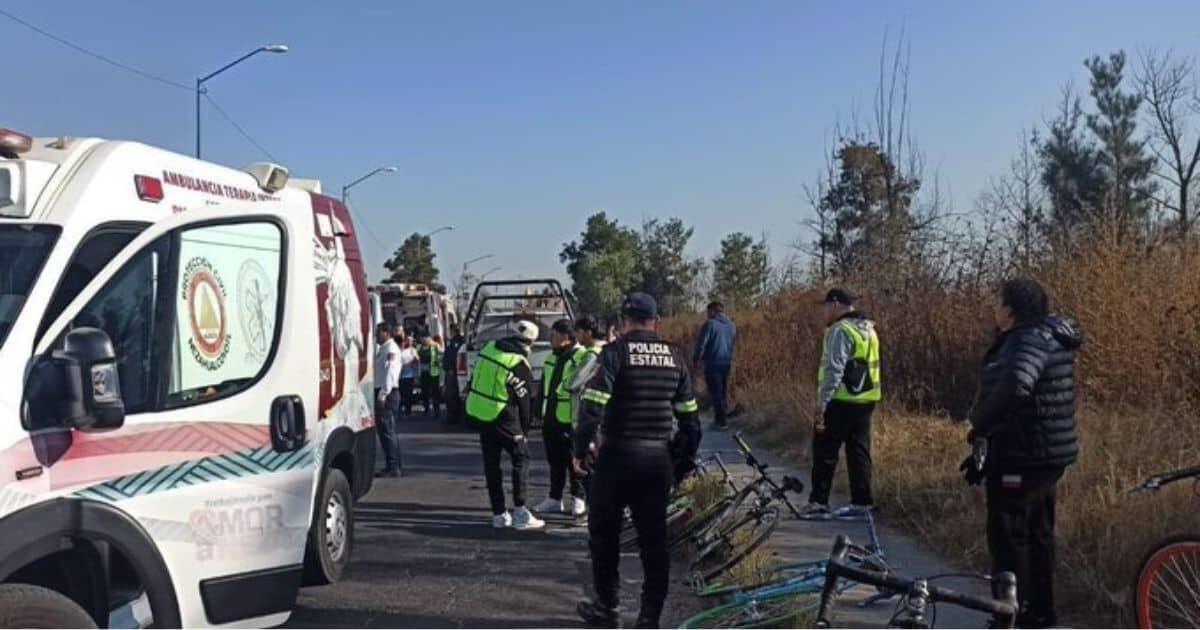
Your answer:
[543,420,585,500]
[478,423,530,515]
[589,440,672,619]
[809,401,874,506]
[986,475,1059,627]
[704,364,731,426]
[374,388,402,472]
[398,377,416,415]
[421,373,442,415]
[443,372,462,422]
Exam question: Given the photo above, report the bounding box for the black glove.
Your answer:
[965,428,978,445]
[673,458,697,485]
[959,455,984,486]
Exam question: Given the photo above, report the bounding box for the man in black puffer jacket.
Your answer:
[966,277,1082,629]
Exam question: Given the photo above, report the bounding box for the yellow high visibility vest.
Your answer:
[818,321,882,404]
[466,342,529,421]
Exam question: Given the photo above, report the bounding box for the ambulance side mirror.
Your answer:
[24,327,125,432]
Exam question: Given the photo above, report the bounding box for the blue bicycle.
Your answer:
[681,512,891,628]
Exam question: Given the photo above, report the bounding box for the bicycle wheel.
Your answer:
[1135,534,1200,628]
[680,591,819,629]
[687,491,756,548]
[690,506,780,583]
[668,494,736,553]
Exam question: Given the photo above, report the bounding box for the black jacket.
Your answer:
[969,315,1083,475]
[443,334,465,372]
[574,330,701,462]
[487,336,535,438]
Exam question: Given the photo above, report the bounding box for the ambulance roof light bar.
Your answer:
[0,128,34,158]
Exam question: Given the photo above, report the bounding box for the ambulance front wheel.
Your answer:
[0,583,97,629]
[302,469,353,586]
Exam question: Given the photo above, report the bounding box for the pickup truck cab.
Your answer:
[0,127,374,627]
[456,280,574,420]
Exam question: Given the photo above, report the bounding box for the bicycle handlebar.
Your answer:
[815,535,1018,629]
[1130,464,1200,494]
[734,432,753,456]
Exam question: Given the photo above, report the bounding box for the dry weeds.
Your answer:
[660,237,1200,626]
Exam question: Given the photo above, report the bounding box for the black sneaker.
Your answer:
[577,600,622,628]
[710,422,729,432]
[374,469,401,479]
[634,613,659,629]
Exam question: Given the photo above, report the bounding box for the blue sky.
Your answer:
[5,1,1199,286]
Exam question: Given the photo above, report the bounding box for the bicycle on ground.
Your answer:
[812,534,1019,629]
[680,523,891,629]
[683,433,804,585]
[691,507,884,598]
[618,451,740,552]
[1128,463,1200,629]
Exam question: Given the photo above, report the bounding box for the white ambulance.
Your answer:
[0,127,376,627]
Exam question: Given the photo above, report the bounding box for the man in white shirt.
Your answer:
[397,337,420,416]
[374,323,403,477]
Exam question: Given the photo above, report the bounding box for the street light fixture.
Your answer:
[462,254,493,271]
[480,266,503,280]
[195,44,289,158]
[341,166,399,203]
[423,225,455,239]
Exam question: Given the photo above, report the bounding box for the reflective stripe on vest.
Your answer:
[818,321,882,403]
[543,344,587,423]
[466,342,528,422]
[429,346,442,378]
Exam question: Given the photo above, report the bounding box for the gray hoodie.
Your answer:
[818,312,877,409]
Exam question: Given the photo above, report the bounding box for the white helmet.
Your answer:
[516,320,539,344]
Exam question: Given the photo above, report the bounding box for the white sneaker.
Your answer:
[512,506,545,530]
[492,511,513,529]
[534,497,564,514]
[567,496,587,517]
[832,504,875,519]
[798,502,832,520]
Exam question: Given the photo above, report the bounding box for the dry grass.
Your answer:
[682,470,732,513]
[722,529,776,589]
[660,237,1200,627]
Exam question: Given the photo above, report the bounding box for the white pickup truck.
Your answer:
[455,279,575,422]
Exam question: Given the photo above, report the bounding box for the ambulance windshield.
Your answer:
[0,225,60,350]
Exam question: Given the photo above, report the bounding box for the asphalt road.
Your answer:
[288,412,989,628]
[288,413,651,628]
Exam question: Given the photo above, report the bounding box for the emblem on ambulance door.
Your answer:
[237,259,274,363]
[182,257,230,371]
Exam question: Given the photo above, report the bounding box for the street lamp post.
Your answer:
[456,253,493,313]
[480,266,503,280]
[341,166,398,203]
[195,44,288,158]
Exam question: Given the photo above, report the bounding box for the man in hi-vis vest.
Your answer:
[800,288,881,520]
[534,320,590,517]
[465,319,544,530]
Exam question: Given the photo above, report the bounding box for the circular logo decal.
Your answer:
[182,257,230,371]
[237,259,275,362]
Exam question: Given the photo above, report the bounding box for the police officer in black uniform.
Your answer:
[574,293,701,629]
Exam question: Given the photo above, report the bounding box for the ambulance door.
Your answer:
[33,211,310,627]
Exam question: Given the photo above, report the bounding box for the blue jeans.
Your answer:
[704,364,731,426]
[375,388,402,472]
